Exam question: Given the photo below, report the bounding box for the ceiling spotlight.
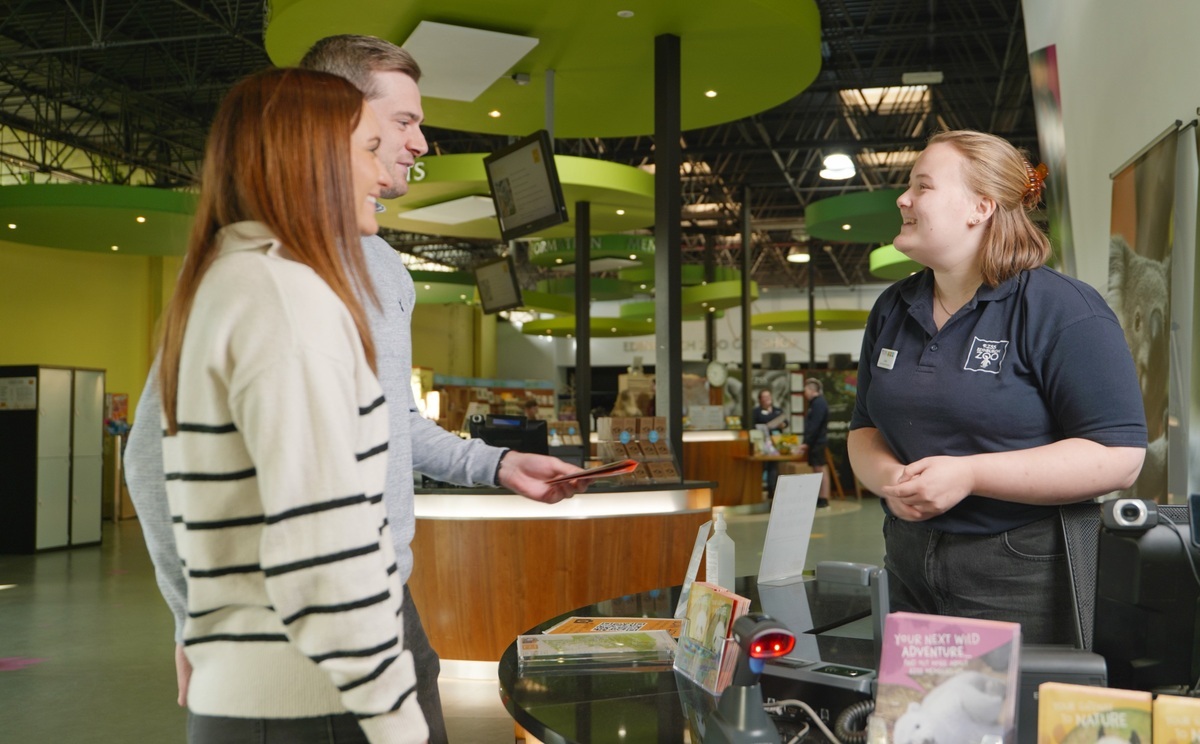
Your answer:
[110,245,119,251]
[136,216,146,223]
[488,110,502,118]
[617,10,634,18]
[705,90,718,98]
[842,224,852,231]
[6,223,15,229]
[819,152,856,180]
[616,209,625,215]
[786,246,811,263]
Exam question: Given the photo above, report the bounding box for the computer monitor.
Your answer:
[474,255,523,314]
[467,414,548,456]
[482,129,569,242]
[1092,502,1200,694]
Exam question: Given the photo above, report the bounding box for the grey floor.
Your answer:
[0,496,884,743]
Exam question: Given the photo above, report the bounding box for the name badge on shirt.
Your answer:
[877,348,898,370]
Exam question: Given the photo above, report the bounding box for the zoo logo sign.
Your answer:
[964,337,1008,374]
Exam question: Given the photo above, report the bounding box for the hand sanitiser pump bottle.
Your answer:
[705,513,735,590]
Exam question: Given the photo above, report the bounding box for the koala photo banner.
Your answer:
[1108,129,1179,503]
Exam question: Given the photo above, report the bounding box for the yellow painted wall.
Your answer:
[411,303,480,377]
[0,241,171,417]
[0,239,485,415]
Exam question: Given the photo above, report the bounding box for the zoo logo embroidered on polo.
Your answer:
[964,337,1008,374]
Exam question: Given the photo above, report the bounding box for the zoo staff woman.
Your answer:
[847,130,1146,644]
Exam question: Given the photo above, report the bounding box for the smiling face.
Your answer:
[894,142,990,269]
[365,70,427,199]
[350,103,393,235]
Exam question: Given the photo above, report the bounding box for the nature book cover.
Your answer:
[544,616,684,639]
[1037,682,1151,743]
[516,629,676,669]
[672,581,750,695]
[1153,694,1200,744]
[872,611,1021,744]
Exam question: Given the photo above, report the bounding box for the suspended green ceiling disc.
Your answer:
[410,270,476,304]
[0,183,195,256]
[869,243,924,280]
[266,0,822,138]
[528,234,654,270]
[535,276,634,301]
[682,279,758,314]
[619,300,721,322]
[521,315,654,337]
[805,188,904,244]
[383,154,654,240]
[751,309,871,331]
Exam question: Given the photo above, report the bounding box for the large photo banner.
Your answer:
[1108,131,1176,502]
[1029,44,1074,274]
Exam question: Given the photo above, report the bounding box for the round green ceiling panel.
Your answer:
[679,280,759,317]
[805,188,904,244]
[265,0,822,138]
[619,300,721,323]
[410,270,476,304]
[528,234,654,269]
[617,264,720,289]
[381,154,654,240]
[535,277,634,301]
[751,309,871,332]
[0,183,196,256]
[521,315,654,337]
[869,243,924,280]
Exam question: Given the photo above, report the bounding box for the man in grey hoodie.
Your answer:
[124,35,584,743]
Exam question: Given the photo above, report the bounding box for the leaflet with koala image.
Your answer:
[870,611,1021,744]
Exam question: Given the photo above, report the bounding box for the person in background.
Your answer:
[523,398,540,420]
[124,35,586,744]
[799,378,830,509]
[155,67,423,742]
[752,388,787,498]
[847,130,1146,643]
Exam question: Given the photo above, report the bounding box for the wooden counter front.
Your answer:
[681,433,761,506]
[407,486,712,661]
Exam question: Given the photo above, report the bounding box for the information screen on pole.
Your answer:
[474,255,523,314]
[483,129,569,242]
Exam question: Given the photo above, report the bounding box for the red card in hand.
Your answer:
[544,459,640,485]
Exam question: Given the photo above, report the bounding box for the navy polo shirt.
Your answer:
[850,267,1147,534]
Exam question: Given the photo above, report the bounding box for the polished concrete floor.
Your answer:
[0,495,884,743]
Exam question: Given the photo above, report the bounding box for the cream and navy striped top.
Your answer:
[161,222,426,743]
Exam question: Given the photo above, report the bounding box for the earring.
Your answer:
[969,218,979,225]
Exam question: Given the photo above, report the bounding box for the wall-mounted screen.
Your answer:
[474,255,523,314]
[483,129,569,242]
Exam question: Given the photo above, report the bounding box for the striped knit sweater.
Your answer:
[161,222,426,743]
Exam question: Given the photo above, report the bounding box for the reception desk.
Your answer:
[408,483,714,661]
[499,578,877,743]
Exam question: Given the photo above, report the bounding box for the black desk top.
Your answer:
[498,577,877,744]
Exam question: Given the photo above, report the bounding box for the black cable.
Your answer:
[833,699,874,743]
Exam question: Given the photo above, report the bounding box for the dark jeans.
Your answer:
[187,586,446,744]
[403,585,447,744]
[883,514,1075,645]
[188,712,368,743]
[764,462,779,498]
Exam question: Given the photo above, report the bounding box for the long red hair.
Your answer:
[159,67,379,434]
